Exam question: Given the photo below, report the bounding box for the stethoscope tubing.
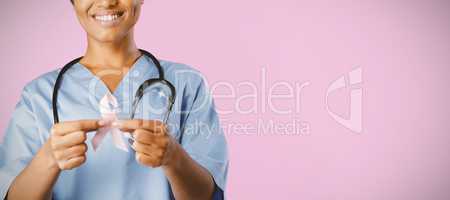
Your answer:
[52,49,176,124]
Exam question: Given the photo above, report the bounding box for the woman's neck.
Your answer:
[80,33,141,69]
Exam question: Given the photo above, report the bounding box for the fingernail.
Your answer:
[98,119,107,126]
[112,120,123,127]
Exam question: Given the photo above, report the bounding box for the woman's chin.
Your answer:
[90,32,126,43]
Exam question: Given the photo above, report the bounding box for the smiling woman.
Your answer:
[72,0,141,44]
[0,0,228,200]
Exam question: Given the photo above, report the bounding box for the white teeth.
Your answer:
[95,14,120,22]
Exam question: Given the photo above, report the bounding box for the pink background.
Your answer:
[1,0,450,199]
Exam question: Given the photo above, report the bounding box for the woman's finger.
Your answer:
[136,152,161,167]
[133,129,162,145]
[61,144,88,160]
[52,131,86,150]
[52,120,102,135]
[115,119,165,133]
[132,141,164,158]
[59,156,87,170]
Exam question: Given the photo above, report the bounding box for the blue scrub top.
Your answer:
[0,55,228,199]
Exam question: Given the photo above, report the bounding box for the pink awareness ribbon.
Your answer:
[92,93,129,152]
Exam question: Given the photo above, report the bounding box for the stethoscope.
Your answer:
[52,50,219,197]
[52,49,176,125]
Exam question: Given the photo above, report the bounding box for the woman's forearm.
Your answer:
[162,143,215,200]
[7,140,61,200]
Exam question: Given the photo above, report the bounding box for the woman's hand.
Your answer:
[49,120,101,170]
[115,119,179,168]
[115,119,216,200]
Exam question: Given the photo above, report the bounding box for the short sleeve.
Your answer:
[0,87,42,199]
[179,77,229,195]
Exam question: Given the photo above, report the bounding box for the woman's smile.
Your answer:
[73,0,142,42]
[90,10,125,27]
